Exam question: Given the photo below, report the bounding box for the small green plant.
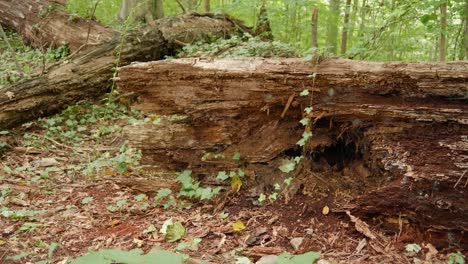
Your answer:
[177,170,221,201]
[448,251,465,264]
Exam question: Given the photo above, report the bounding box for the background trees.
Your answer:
[66,0,467,62]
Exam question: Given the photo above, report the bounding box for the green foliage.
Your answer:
[275,251,321,264]
[66,0,121,26]
[405,243,422,253]
[448,251,465,264]
[177,170,221,201]
[70,248,185,264]
[177,34,299,58]
[0,31,69,87]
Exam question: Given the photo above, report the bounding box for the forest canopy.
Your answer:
[66,0,468,62]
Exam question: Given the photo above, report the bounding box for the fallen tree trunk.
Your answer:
[0,0,115,51]
[0,13,251,129]
[117,58,468,248]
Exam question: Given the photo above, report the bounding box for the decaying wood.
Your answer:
[0,13,251,129]
[0,0,115,51]
[117,58,468,248]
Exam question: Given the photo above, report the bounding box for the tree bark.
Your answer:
[0,13,252,129]
[117,58,468,248]
[439,1,447,62]
[203,0,210,13]
[326,0,341,55]
[0,0,115,52]
[311,8,319,50]
[341,0,352,55]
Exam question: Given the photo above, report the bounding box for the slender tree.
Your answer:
[203,0,210,13]
[439,1,447,61]
[153,0,164,19]
[327,0,341,55]
[311,8,319,50]
[341,0,352,55]
[462,1,468,60]
[255,1,273,40]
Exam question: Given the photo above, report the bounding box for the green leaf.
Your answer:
[405,243,421,253]
[269,193,278,201]
[160,218,173,235]
[216,171,229,181]
[116,199,127,208]
[279,160,296,173]
[299,118,310,126]
[6,252,29,261]
[166,222,186,242]
[81,196,93,205]
[284,177,293,186]
[220,211,229,219]
[177,170,193,189]
[276,251,321,264]
[155,188,172,204]
[274,183,281,190]
[143,224,157,234]
[299,89,310,96]
[294,156,304,164]
[237,168,245,177]
[258,193,266,203]
[304,107,313,114]
[134,193,147,202]
[232,151,241,161]
[448,251,465,264]
[48,242,60,259]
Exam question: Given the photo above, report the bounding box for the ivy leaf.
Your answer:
[166,222,185,242]
[177,170,193,189]
[300,118,310,126]
[405,243,421,253]
[274,183,281,190]
[154,188,172,205]
[143,224,156,234]
[232,151,241,161]
[216,171,229,181]
[279,160,296,173]
[304,107,313,114]
[294,156,304,164]
[269,193,278,201]
[134,194,147,202]
[258,193,266,203]
[299,89,310,96]
[81,196,93,205]
[284,177,293,186]
[237,168,245,177]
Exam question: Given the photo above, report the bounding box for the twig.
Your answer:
[174,0,187,13]
[86,0,101,44]
[0,24,23,76]
[453,169,467,188]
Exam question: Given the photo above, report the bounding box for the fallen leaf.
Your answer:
[166,222,185,242]
[232,221,246,232]
[322,206,330,215]
[231,175,242,192]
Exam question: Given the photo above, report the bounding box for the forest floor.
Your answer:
[0,102,458,264]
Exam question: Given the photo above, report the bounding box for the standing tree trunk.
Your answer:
[327,0,341,55]
[462,1,468,60]
[118,0,154,23]
[255,2,273,41]
[203,0,210,13]
[439,1,447,62]
[311,8,319,50]
[341,0,352,55]
[153,0,164,19]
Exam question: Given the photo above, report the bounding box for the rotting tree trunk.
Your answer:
[0,13,252,129]
[117,58,468,249]
[0,0,115,52]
